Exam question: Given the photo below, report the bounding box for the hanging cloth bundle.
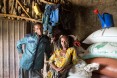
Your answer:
[42,3,60,36]
[33,0,43,18]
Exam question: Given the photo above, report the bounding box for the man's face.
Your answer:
[34,25,43,35]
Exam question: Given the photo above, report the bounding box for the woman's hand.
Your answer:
[59,64,73,73]
[55,67,63,72]
[50,63,64,72]
[59,69,66,74]
[60,64,73,73]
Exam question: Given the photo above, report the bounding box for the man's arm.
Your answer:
[45,38,52,59]
[16,36,27,54]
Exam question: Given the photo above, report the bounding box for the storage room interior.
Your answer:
[0,0,117,78]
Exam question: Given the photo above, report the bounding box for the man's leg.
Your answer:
[29,69,43,78]
[19,68,29,78]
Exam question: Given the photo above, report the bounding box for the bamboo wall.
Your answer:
[0,19,27,78]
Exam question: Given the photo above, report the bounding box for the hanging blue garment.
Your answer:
[42,4,52,27]
[42,4,60,34]
[42,4,52,33]
[50,4,60,26]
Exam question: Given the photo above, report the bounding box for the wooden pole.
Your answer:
[40,0,55,4]
[0,13,42,22]
[4,0,7,13]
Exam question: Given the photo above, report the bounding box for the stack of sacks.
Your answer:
[67,59,99,78]
[82,42,117,59]
[82,27,117,78]
[83,27,117,44]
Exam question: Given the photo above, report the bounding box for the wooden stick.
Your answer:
[40,0,55,4]
[16,0,31,18]
[41,0,70,12]
[4,0,7,13]
[0,13,42,23]
[10,0,15,14]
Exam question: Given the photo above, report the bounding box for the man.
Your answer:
[17,22,51,78]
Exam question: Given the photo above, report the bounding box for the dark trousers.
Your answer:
[19,68,43,78]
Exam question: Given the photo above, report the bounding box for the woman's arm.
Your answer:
[65,64,73,70]
[50,63,63,72]
[60,48,79,73]
[59,64,73,73]
[49,50,64,72]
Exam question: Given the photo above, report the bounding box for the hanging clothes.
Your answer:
[42,4,52,34]
[50,4,60,27]
[42,4,60,35]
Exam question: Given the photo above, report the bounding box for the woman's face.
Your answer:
[61,36,69,48]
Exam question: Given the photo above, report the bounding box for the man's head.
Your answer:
[33,22,43,36]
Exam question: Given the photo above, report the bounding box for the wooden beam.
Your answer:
[40,0,55,4]
[16,0,31,18]
[0,13,42,23]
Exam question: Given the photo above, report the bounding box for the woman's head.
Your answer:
[33,22,43,35]
[58,35,69,49]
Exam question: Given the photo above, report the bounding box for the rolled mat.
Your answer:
[85,57,117,78]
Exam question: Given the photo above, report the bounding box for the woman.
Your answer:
[47,35,78,78]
